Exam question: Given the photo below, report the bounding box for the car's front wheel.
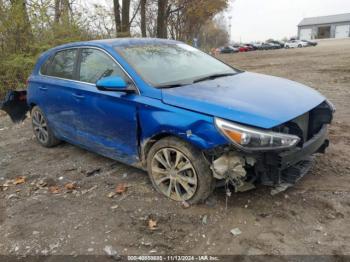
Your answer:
[31,106,60,147]
[147,137,215,204]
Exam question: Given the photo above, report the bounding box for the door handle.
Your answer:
[72,93,85,99]
[39,86,48,91]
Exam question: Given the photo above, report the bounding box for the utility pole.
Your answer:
[228,15,232,44]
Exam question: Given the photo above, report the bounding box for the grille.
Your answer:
[273,101,333,147]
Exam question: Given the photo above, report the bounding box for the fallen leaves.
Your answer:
[0,181,10,191]
[1,177,26,191]
[107,183,129,198]
[64,182,77,191]
[115,183,127,194]
[13,176,26,185]
[48,182,79,194]
[49,186,60,194]
[148,219,158,230]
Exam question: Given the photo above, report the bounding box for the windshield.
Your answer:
[115,43,238,87]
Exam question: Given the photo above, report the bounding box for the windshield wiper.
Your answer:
[193,73,236,83]
[156,83,189,89]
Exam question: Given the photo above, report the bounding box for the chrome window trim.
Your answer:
[38,46,140,95]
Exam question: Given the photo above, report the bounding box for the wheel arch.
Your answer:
[140,132,193,167]
[136,102,229,167]
[29,102,37,111]
[139,126,227,168]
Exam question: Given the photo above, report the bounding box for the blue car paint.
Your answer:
[162,72,325,129]
[27,38,326,167]
[136,96,228,149]
[31,75,83,141]
[96,76,128,89]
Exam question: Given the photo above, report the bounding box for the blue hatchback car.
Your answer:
[1,38,334,203]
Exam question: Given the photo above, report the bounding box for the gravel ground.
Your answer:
[0,38,350,257]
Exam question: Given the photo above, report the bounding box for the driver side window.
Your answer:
[79,48,128,84]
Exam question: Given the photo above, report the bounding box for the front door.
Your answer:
[72,48,139,164]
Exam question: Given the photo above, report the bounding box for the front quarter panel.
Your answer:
[137,96,228,151]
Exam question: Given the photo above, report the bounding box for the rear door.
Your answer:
[38,48,80,141]
[72,48,139,164]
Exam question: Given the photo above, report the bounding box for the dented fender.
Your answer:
[136,96,228,159]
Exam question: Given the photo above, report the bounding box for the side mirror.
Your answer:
[96,76,134,93]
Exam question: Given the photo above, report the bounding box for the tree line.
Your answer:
[0,0,231,97]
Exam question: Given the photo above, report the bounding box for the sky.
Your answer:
[227,0,350,42]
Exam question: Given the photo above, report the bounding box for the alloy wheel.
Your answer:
[151,148,198,201]
[32,110,49,144]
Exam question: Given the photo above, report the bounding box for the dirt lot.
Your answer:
[1,39,350,257]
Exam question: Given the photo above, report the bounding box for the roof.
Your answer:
[53,38,180,51]
[90,38,180,46]
[298,13,350,26]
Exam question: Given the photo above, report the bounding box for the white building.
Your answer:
[298,13,350,40]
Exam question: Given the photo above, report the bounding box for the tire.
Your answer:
[31,106,60,147]
[298,44,302,48]
[147,137,215,204]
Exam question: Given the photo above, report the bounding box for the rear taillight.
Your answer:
[25,78,29,87]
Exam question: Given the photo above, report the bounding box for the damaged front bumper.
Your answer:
[209,124,330,194]
[263,124,329,186]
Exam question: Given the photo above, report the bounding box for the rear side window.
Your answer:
[46,49,78,79]
[79,48,128,84]
[40,57,52,75]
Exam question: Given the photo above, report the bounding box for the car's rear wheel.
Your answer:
[31,106,60,147]
[147,137,214,204]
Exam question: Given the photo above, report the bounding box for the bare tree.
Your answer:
[61,0,71,24]
[157,0,168,38]
[54,0,60,24]
[140,0,146,37]
[113,0,121,36]
[52,0,72,25]
[121,0,130,36]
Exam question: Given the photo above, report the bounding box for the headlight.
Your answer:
[215,118,300,151]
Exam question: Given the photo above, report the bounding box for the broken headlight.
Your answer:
[215,118,300,151]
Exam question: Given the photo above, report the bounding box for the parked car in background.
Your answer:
[220,46,238,54]
[302,40,318,47]
[1,38,334,204]
[233,44,249,52]
[259,43,274,50]
[251,43,263,49]
[285,40,308,48]
[245,44,257,51]
[267,40,284,49]
[267,42,281,49]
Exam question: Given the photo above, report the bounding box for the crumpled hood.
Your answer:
[161,72,325,129]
